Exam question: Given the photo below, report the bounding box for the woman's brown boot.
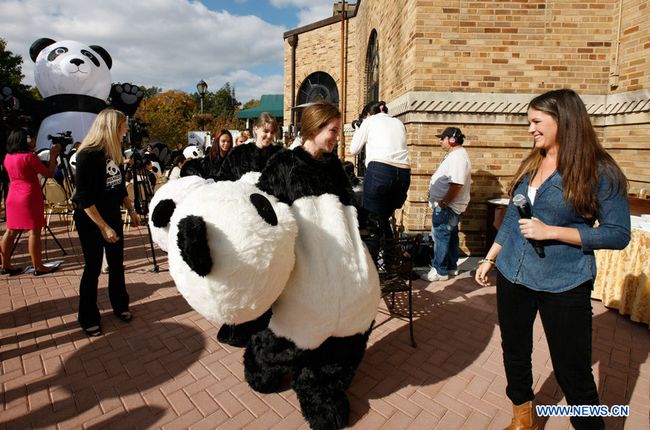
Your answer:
[504,401,539,430]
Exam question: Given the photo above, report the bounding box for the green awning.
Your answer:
[237,94,284,119]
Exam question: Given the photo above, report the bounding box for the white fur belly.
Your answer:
[269,194,380,349]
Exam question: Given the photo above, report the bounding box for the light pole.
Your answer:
[196,79,208,130]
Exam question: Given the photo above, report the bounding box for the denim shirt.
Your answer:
[495,170,630,293]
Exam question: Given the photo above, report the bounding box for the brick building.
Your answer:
[283,0,650,254]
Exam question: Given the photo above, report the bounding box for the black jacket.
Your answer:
[216,142,282,181]
[257,147,353,206]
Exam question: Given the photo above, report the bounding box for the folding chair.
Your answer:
[376,235,421,347]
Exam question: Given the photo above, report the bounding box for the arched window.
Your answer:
[295,71,339,131]
[366,30,379,104]
[297,72,339,106]
[357,30,380,176]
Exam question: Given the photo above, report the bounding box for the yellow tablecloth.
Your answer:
[593,229,650,328]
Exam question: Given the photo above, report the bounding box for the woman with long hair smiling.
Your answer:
[476,89,630,430]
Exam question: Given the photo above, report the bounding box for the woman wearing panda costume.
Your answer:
[215,112,282,182]
[71,109,140,337]
[248,101,378,430]
[213,113,283,346]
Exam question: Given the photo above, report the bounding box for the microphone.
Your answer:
[512,194,545,258]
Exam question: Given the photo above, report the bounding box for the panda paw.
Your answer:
[110,83,145,116]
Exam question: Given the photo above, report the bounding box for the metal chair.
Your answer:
[376,235,421,347]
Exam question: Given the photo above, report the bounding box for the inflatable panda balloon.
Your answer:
[30,38,112,152]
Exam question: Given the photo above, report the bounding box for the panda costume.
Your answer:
[159,146,379,429]
[215,141,282,182]
[245,146,379,430]
[213,141,283,346]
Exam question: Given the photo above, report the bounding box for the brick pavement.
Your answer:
[1,221,649,429]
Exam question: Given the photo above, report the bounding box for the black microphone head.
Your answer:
[512,194,527,208]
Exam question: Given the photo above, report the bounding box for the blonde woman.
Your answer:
[72,109,140,337]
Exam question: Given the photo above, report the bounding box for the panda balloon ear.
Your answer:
[177,215,213,277]
[89,45,112,69]
[151,199,176,228]
[30,38,56,62]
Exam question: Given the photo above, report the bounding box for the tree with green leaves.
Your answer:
[0,38,24,87]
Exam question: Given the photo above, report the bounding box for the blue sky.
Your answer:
[0,0,333,102]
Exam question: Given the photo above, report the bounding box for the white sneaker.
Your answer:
[421,267,449,282]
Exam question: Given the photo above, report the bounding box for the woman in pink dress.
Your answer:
[1,129,61,276]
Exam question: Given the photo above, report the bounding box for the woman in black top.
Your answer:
[202,129,233,179]
[72,109,140,337]
[216,113,282,181]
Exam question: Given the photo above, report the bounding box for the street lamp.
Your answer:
[196,79,208,115]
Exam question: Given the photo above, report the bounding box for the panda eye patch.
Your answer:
[47,47,68,61]
[250,193,278,226]
[81,49,100,67]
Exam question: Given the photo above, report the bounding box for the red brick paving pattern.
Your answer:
[1,222,648,429]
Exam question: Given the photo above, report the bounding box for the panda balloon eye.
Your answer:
[47,47,68,61]
[81,50,100,67]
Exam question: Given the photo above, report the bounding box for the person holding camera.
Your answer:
[350,101,410,260]
[71,109,140,337]
[1,128,61,276]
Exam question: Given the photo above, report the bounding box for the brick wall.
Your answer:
[285,0,650,254]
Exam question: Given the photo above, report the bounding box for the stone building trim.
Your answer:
[386,89,650,126]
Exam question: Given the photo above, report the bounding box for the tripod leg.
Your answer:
[44,225,67,256]
[145,221,159,272]
[9,230,23,259]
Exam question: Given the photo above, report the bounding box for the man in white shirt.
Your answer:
[422,127,471,281]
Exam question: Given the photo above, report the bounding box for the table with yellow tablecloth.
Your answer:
[592,228,650,328]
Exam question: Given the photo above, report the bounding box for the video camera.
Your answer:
[47,131,74,150]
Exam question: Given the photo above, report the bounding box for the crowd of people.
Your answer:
[1,89,632,429]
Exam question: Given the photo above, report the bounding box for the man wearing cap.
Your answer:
[422,127,471,282]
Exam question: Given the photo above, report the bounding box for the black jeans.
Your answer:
[496,271,604,430]
[75,210,129,329]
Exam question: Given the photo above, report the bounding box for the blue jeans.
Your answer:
[430,207,460,276]
[362,161,410,217]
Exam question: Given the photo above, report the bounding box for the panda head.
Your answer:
[167,178,297,325]
[183,145,204,160]
[148,175,212,252]
[30,38,112,100]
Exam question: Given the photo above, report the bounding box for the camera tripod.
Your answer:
[126,155,160,272]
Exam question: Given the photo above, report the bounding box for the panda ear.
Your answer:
[177,215,213,277]
[151,199,175,228]
[250,193,278,226]
[30,38,56,62]
[89,45,112,69]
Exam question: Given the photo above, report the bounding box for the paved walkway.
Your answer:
[1,221,648,429]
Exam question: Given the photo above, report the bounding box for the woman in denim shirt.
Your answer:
[476,89,630,430]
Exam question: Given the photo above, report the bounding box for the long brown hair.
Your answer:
[209,129,233,160]
[300,101,341,142]
[509,89,627,217]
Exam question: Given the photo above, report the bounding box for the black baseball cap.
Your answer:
[436,127,464,144]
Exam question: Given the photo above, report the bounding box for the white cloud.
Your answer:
[269,0,334,27]
[0,0,287,100]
